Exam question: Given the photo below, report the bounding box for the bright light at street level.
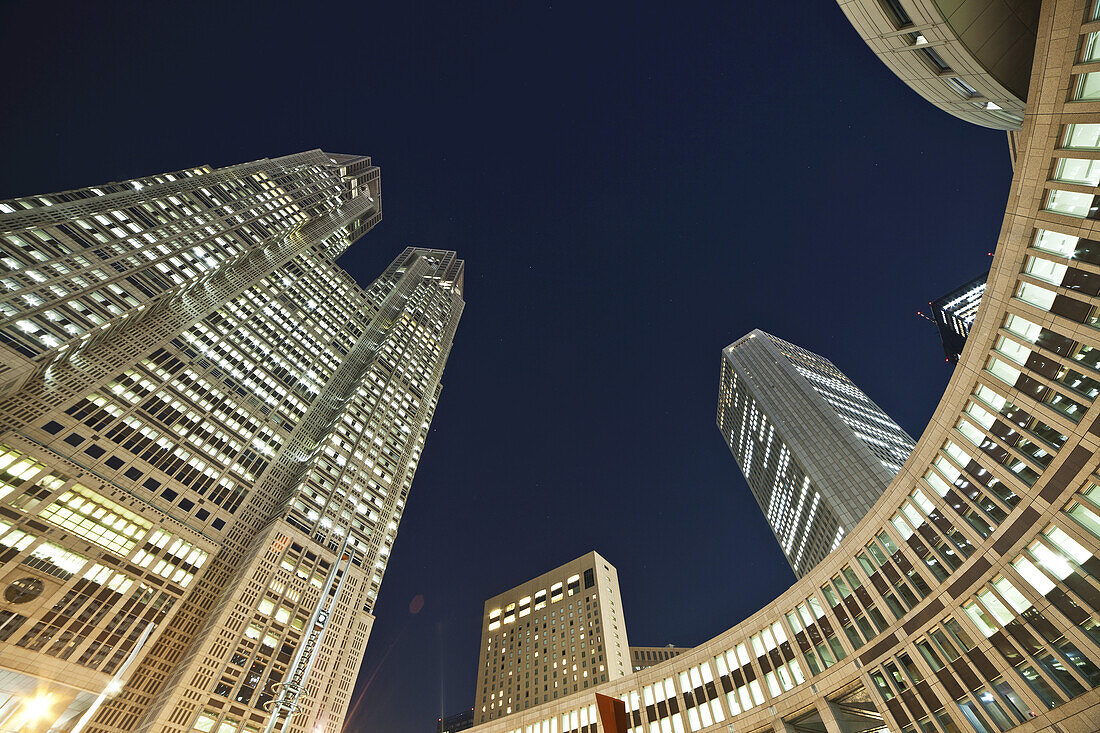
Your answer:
[16,692,55,726]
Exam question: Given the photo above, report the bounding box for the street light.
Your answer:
[14,692,54,730]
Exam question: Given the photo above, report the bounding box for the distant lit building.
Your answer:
[437,709,475,733]
[717,330,915,577]
[629,645,690,672]
[930,272,987,362]
[473,552,630,724]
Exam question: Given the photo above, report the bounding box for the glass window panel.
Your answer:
[992,577,1031,614]
[956,698,993,733]
[926,469,953,495]
[1054,158,1100,186]
[1067,501,1100,541]
[966,401,997,428]
[912,489,936,514]
[977,589,1014,625]
[902,502,925,528]
[891,514,915,539]
[995,336,1032,365]
[1084,31,1100,62]
[931,629,960,661]
[975,688,1015,732]
[1025,256,1069,285]
[1045,525,1092,564]
[957,419,986,446]
[991,677,1032,723]
[975,384,1008,412]
[1045,189,1094,218]
[944,442,971,468]
[1014,556,1056,595]
[1076,72,1100,100]
[1064,124,1100,150]
[964,602,999,637]
[1017,664,1061,709]
[916,640,944,671]
[987,357,1023,385]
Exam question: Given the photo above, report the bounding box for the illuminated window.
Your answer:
[38,484,152,556]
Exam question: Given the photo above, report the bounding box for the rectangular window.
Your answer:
[946,76,979,98]
[1014,281,1056,311]
[918,47,951,73]
[1063,124,1100,150]
[1076,72,1100,99]
[877,0,912,27]
[1045,189,1094,218]
[1054,158,1100,186]
[1084,31,1100,62]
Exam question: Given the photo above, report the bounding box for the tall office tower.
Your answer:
[717,330,915,578]
[473,552,629,724]
[929,272,988,362]
[0,151,464,733]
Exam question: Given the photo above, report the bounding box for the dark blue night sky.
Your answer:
[0,2,1011,731]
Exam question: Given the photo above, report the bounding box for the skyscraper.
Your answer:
[473,552,630,724]
[929,272,988,362]
[717,330,914,577]
[461,4,1100,732]
[0,151,464,733]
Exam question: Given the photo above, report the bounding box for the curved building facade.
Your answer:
[467,1,1100,732]
[836,0,1040,129]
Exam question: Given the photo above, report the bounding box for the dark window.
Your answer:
[583,569,595,589]
[878,0,913,28]
[196,508,209,521]
[212,518,225,530]
[42,421,63,435]
[918,47,951,74]
[83,444,105,458]
[105,456,124,470]
[161,488,178,501]
[179,498,194,511]
[64,433,85,447]
[124,467,142,481]
[143,477,161,491]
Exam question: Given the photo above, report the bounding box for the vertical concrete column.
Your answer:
[771,717,799,733]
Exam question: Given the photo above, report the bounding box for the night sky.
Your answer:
[0,2,1013,731]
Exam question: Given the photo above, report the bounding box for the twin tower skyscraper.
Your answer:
[0,152,462,733]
